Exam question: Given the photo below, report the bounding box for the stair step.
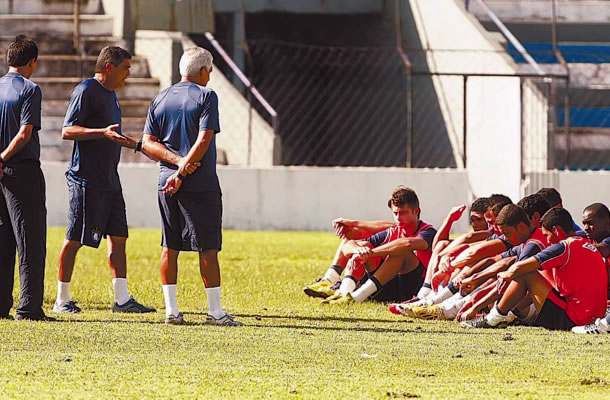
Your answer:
[0,55,150,78]
[34,77,160,100]
[0,35,126,56]
[43,99,152,117]
[0,14,114,37]
[1,0,102,15]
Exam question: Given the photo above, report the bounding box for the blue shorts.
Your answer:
[65,180,128,248]
[157,190,222,252]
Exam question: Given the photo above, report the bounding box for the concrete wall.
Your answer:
[43,162,610,233]
[42,162,471,233]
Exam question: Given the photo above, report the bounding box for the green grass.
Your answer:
[1,228,609,399]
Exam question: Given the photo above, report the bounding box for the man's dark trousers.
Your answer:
[0,160,47,318]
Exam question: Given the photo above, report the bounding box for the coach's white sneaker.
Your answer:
[206,313,244,326]
[165,312,186,325]
[572,318,610,334]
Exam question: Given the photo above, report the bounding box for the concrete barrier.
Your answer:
[42,162,472,232]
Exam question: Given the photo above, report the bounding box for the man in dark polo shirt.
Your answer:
[54,46,154,314]
[0,35,51,320]
[141,47,242,326]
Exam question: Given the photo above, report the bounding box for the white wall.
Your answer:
[42,162,471,233]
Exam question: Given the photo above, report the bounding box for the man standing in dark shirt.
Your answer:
[0,35,50,320]
[142,47,242,325]
[54,46,154,314]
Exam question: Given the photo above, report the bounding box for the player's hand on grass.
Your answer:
[162,173,183,195]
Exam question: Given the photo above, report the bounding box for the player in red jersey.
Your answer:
[462,207,607,330]
[321,187,436,305]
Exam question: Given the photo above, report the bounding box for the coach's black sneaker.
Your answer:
[0,314,14,320]
[112,296,156,313]
[15,314,56,322]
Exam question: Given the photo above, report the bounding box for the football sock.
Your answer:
[323,266,342,284]
[447,282,459,294]
[416,283,432,299]
[426,286,454,305]
[162,284,179,317]
[57,281,71,304]
[520,303,538,324]
[112,278,130,305]
[206,286,224,319]
[338,275,357,295]
[351,278,381,303]
[485,305,515,326]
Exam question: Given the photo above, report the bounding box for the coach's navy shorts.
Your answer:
[533,289,576,331]
[158,190,222,252]
[65,180,128,248]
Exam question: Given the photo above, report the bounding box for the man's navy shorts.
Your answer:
[157,190,222,252]
[65,180,128,248]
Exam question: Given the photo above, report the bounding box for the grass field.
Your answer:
[1,228,609,399]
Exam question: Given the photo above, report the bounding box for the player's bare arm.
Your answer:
[367,236,429,258]
[1,124,33,164]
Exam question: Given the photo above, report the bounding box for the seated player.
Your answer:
[454,199,551,322]
[321,187,436,305]
[461,207,607,330]
[303,218,394,298]
[403,195,511,307]
[407,201,550,321]
[571,203,610,333]
[387,197,488,315]
[537,187,581,231]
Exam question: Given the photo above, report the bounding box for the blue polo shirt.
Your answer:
[143,81,221,193]
[63,78,122,190]
[0,72,42,163]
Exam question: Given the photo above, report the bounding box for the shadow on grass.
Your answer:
[187,311,405,324]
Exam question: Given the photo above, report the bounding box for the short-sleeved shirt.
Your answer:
[63,78,122,190]
[0,72,42,163]
[501,228,549,261]
[534,236,607,325]
[487,232,512,250]
[366,221,437,267]
[143,82,221,193]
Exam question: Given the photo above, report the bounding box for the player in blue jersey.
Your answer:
[54,46,155,314]
[141,47,242,326]
[0,36,52,321]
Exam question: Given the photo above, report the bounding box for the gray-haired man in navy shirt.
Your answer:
[0,36,51,320]
[54,46,155,314]
[142,47,242,326]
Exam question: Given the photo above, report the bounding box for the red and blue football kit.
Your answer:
[534,236,608,325]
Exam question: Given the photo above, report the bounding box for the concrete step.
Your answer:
[43,99,152,117]
[0,35,126,56]
[0,55,150,78]
[555,86,610,107]
[481,21,610,43]
[470,1,610,24]
[0,14,114,37]
[1,0,102,15]
[35,77,160,100]
[40,116,146,135]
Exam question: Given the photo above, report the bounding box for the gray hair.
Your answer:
[179,47,213,77]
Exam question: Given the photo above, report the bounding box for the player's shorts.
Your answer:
[158,190,222,252]
[65,180,128,248]
[367,262,425,303]
[533,288,576,331]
